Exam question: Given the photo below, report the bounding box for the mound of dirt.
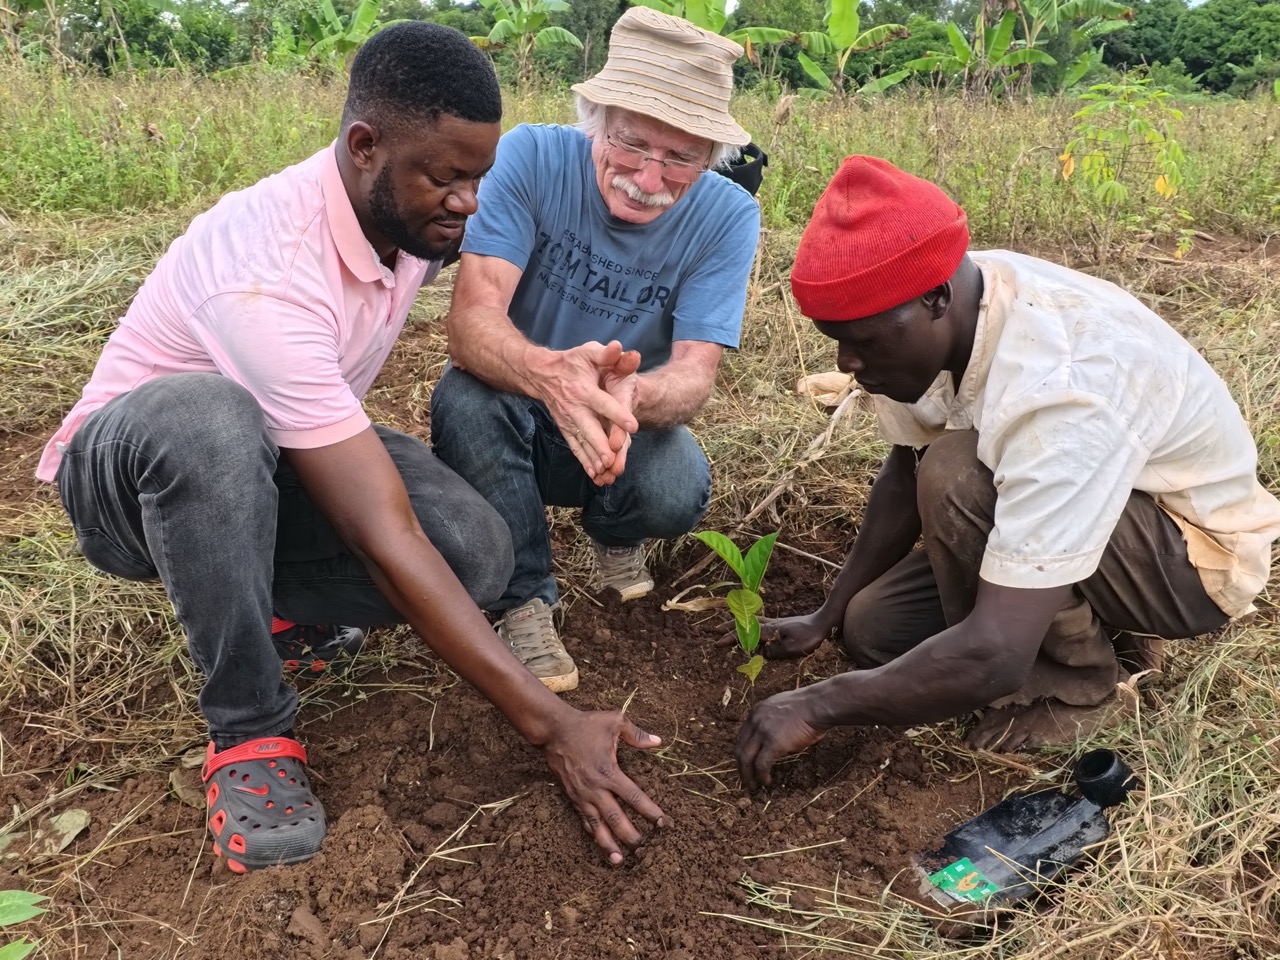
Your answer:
[4,551,1012,959]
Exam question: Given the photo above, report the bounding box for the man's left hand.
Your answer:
[736,688,828,792]
[595,349,642,484]
[542,710,666,864]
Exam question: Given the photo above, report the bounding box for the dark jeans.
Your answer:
[56,373,513,749]
[843,430,1229,707]
[430,365,711,612]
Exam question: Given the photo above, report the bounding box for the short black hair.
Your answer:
[343,22,502,136]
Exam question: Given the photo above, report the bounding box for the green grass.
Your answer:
[1,66,1279,958]
[2,65,1277,242]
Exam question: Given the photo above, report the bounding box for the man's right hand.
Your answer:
[736,687,829,791]
[758,610,838,659]
[536,340,639,484]
[540,708,666,864]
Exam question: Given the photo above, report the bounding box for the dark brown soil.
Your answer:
[2,316,1016,959]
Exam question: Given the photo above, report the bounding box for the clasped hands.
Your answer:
[539,340,642,485]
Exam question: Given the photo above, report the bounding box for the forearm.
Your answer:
[354,530,574,746]
[809,623,1025,728]
[446,304,551,398]
[805,581,1072,729]
[632,364,713,428]
[815,445,921,627]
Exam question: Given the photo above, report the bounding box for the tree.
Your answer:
[795,0,910,96]
[906,0,1132,95]
[1172,0,1279,92]
[1102,0,1186,70]
[537,0,625,82]
[629,0,798,68]
[471,0,583,84]
[844,11,950,77]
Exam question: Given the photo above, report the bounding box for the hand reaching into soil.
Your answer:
[736,688,828,791]
[757,611,836,659]
[542,711,666,864]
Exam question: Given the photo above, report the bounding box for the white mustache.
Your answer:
[611,175,674,208]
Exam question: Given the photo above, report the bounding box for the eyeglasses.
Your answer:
[605,134,709,184]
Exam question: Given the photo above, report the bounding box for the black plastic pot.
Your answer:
[1075,749,1139,808]
[919,749,1141,912]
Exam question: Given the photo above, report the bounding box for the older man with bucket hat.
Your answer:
[431,7,761,692]
[734,156,1280,788]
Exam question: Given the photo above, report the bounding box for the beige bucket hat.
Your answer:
[572,7,750,147]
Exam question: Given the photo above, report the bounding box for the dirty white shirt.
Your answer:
[874,249,1280,618]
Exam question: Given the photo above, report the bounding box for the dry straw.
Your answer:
[1,74,1278,957]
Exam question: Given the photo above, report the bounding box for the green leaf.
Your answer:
[859,68,910,94]
[797,50,832,87]
[827,0,860,50]
[299,12,325,43]
[628,0,678,13]
[904,53,956,73]
[997,47,1057,67]
[0,891,48,927]
[852,22,906,51]
[348,0,381,40]
[683,0,726,33]
[736,654,765,683]
[988,10,1016,61]
[726,588,763,625]
[0,941,37,960]
[536,0,572,10]
[1062,53,1094,90]
[535,25,581,47]
[1059,0,1132,20]
[318,0,343,31]
[692,531,745,581]
[488,19,519,43]
[741,617,762,653]
[946,21,972,64]
[733,26,795,45]
[741,532,779,593]
[798,30,835,55]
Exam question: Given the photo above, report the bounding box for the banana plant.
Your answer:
[299,0,407,65]
[1017,0,1131,61]
[627,0,795,68]
[472,0,582,84]
[1059,14,1130,90]
[796,0,910,99]
[905,9,1055,95]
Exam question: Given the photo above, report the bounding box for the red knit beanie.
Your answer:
[791,156,969,322]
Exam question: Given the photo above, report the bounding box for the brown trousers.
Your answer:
[843,431,1229,707]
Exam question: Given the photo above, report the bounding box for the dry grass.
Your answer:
[1,77,1279,958]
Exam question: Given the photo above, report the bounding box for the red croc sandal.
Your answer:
[201,737,327,873]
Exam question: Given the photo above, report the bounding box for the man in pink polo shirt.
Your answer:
[40,23,665,874]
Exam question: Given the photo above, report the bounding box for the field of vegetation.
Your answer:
[1,61,1280,959]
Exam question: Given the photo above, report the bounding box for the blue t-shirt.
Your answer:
[461,124,760,371]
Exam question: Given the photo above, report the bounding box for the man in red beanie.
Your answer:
[735,156,1280,788]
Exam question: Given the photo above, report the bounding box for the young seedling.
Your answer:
[0,889,49,960]
[692,530,780,683]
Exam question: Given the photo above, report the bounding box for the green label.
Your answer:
[928,858,1000,903]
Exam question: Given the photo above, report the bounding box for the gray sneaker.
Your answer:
[496,599,579,693]
[590,540,655,601]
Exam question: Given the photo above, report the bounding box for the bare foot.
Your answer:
[965,696,1131,753]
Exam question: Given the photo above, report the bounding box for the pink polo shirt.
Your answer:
[37,144,439,482]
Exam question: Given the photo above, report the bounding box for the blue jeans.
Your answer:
[430,365,711,611]
[56,373,513,750]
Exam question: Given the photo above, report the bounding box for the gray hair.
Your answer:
[575,95,740,171]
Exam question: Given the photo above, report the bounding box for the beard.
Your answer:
[368,164,462,262]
